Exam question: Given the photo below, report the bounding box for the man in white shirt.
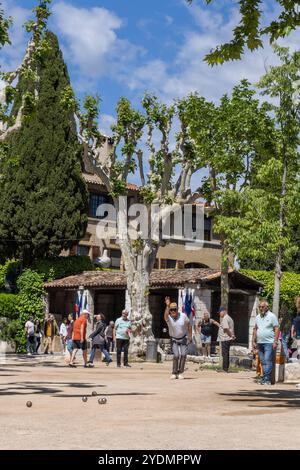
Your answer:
[164,297,192,380]
[25,317,36,356]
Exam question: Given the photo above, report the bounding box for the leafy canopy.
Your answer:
[187,1,300,65]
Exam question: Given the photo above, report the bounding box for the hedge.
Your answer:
[32,256,95,281]
[241,269,300,311]
[0,293,20,319]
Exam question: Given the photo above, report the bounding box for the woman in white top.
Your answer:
[59,318,68,354]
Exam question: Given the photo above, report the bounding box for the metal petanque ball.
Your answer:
[92,391,97,396]
[82,396,88,402]
[26,401,32,408]
[98,397,107,405]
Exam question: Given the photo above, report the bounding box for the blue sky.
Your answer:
[2,0,300,136]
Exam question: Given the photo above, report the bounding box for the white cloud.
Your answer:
[1,1,31,71]
[99,113,116,136]
[125,3,298,103]
[52,2,143,80]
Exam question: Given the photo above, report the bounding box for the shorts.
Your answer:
[201,334,211,344]
[66,339,73,354]
[72,340,87,351]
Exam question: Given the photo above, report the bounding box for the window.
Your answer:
[160,259,176,269]
[110,249,122,269]
[89,193,110,219]
[204,216,212,241]
[185,262,209,269]
[77,245,90,257]
[191,209,211,241]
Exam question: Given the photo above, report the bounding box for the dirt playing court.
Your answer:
[0,355,299,450]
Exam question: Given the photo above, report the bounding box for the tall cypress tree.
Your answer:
[0,32,88,265]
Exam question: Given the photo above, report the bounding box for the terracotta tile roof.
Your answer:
[44,268,263,290]
[83,173,138,191]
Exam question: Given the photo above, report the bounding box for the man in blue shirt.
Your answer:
[252,300,279,385]
[291,296,300,359]
[114,310,132,368]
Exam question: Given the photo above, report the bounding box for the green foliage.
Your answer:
[0,31,88,265]
[0,293,20,319]
[32,256,94,281]
[11,269,45,353]
[186,1,300,65]
[0,259,20,290]
[0,3,12,49]
[241,269,300,312]
[17,269,45,316]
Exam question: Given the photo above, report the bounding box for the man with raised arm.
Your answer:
[164,296,192,380]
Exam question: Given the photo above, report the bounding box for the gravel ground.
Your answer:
[0,354,299,450]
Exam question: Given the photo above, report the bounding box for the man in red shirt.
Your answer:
[69,309,90,368]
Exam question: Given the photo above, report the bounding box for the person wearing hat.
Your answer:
[213,307,235,373]
[69,309,90,368]
[164,296,192,379]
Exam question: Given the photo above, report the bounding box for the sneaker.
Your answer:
[69,364,76,368]
[264,381,272,385]
[124,364,131,368]
[255,376,263,384]
[88,363,94,368]
[177,374,184,380]
[106,360,112,366]
[27,353,32,356]
[170,374,177,380]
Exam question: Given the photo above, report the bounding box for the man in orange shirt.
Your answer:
[69,309,89,368]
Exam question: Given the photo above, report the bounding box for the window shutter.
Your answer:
[177,260,185,269]
[160,259,167,269]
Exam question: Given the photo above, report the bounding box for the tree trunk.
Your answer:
[220,235,229,311]
[273,248,282,317]
[127,256,154,357]
[273,155,287,317]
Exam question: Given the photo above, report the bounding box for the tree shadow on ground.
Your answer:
[219,388,300,408]
[0,381,107,396]
[54,392,155,398]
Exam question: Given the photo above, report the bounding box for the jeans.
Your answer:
[281,333,289,361]
[171,338,188,375]
[116,339,130,366]
[221,340,231,371]
[26,335,36,354]
[89,345,112,364]
[258,343,274,383]
[106,337,115,352]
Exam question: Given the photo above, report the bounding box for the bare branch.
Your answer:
[136,149,145,186]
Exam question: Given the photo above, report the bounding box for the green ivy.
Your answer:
[32,256,95,281]
[0,259,20,290]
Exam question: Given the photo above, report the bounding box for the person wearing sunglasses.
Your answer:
[164,296,192,380]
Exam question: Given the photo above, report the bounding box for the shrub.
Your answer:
[241,269,300,312]
[32,255,94,281]
[0,293,20,319]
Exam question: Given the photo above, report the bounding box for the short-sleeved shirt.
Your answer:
[115,317,131,340]
[255,311,278,344]
[293,315,300,338]
[218,314,235,342]
[166,313,190,339]
[72,316,87,341]
[25,321,35,336]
